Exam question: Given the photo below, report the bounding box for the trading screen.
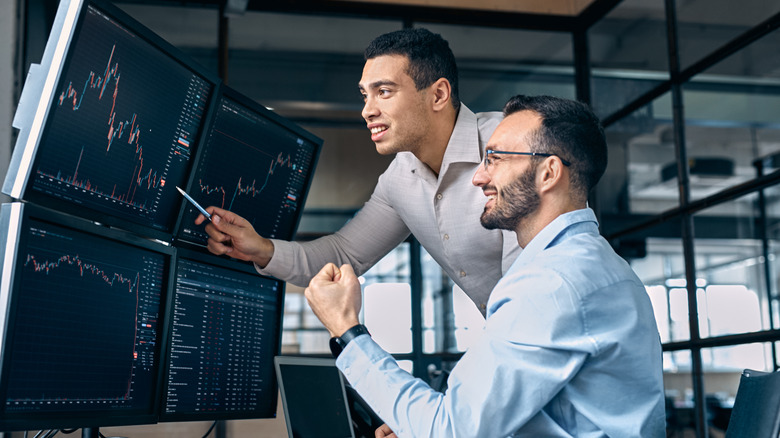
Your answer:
[0,0,318,430]
[177,92,319,246]
[162,256,282,419]
[2,217,167,415]
[27,4,212,233]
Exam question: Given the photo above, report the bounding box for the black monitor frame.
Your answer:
[158,248,285,422]
[0,202,176,431]
[2,0,219,242]
[173,86,322,250]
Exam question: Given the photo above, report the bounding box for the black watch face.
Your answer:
[329,336,344,357]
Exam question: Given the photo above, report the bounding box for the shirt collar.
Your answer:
[405,103,482,181]
[513,208,599,265]
[441,104,483,167]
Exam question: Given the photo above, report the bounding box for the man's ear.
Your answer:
[430,78,452,111]
[537,157,566,194]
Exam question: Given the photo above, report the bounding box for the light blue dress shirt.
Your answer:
[337,208,666,437]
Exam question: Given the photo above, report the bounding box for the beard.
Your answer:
[480,165,540,231]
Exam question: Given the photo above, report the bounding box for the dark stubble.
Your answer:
[480,165,540,231]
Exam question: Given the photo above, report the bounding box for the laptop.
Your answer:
[274,356,384,438]
[275,356,356,438]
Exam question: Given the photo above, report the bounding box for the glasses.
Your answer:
[482,149,571,170]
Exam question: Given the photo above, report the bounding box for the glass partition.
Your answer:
[420,23,575,112]
[588,0,669,119]
[600,92,676,216]
[628,227,686,342]
[360,243,412,354]
[676,0,780,71]
[421,247,485,354]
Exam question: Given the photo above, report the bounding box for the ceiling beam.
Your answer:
[331,0,594,16]
[118,0,624,32]
[245,0,580,32]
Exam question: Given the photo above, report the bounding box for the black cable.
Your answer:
[201,420,218,438]
[60,430,78,435]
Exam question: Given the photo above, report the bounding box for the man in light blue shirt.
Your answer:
[305,94,666,437]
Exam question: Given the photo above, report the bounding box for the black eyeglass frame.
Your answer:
[483,149,572,169]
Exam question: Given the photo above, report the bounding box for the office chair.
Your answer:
[724,368,780,438]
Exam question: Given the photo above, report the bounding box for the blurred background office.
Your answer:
[2,0,779,437]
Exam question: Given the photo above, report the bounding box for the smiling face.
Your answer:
[359,55,434,156]
[479,164,540,231]
[472,110,544,232]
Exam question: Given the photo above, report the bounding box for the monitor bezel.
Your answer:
[172,85,323,251]
[158,248,286,422]
[3,0,220,243]
[0,202,176,432]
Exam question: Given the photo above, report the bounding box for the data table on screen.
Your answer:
[161,255,282,420]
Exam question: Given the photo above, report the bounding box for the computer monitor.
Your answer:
[175,87,322,247]
[3,0,218,241]
[0,202,174,431]
[159,249,284,421]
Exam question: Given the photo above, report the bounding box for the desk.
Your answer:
[667,397,733,437]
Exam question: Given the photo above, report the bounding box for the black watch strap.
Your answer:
[329,324,370,358]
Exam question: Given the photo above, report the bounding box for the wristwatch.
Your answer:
[329,324,370,358]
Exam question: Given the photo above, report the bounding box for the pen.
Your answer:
[176,186,212,221]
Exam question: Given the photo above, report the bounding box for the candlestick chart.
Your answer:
[26,4,212,234]
[177,93,320,247]
[3,217,166,413]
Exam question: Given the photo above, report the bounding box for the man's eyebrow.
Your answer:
[358,80,398,92]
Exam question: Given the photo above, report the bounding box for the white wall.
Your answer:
[0,0,17,204]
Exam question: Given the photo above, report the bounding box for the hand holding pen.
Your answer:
[176,186,212,221]
[182,195,275,267]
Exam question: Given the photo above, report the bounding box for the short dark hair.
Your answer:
[364,28,460,111]
[503,95,607,199]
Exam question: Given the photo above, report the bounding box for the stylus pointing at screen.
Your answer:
[176,186,212,221]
